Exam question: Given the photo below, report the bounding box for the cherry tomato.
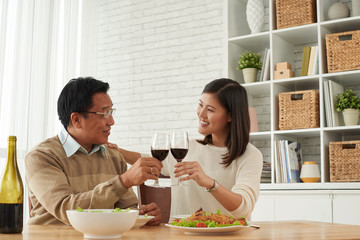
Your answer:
[196,222,207,228]
[171,219,180,223]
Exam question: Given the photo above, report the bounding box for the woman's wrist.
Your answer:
[204,177,215,189]
[205,179,219,192]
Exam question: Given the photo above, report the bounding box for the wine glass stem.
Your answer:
[153,179,160,187]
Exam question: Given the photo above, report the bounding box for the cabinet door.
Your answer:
[251,194,275,221]
[332,190,360,225]
[274,191,332,222]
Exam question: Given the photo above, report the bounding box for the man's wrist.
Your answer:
[119,174,131,189]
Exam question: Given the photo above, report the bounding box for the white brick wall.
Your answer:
[95,0,226,152]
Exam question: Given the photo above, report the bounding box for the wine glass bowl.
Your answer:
[151,149,169,161]
[170,131,189,185]
[170,148,188,162]
[151,133,170,187]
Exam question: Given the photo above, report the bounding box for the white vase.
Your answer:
[246,0,264,34]
[342,109,360,126]
[242,68,258,83]
[353,0,360,16]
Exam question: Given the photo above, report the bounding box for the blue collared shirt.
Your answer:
[58,125,108,159]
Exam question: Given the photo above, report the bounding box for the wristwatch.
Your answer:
[205,179,219,192]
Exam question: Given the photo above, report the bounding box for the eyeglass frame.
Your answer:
[81,108,116,119]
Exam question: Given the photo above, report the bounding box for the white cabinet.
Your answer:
[274,191,332,222]
[226,1,360,189]
[332,190,360,225]
[252,190,360,225]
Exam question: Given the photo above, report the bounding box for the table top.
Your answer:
[1,221,360,240]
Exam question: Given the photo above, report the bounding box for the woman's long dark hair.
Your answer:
[197,78,250,167]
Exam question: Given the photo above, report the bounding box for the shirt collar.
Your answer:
[58,125,108,159]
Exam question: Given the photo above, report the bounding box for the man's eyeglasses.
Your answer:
[83,108,116,119]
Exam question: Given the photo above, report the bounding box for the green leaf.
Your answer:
[335,89,360,112]
[237,51,262,70]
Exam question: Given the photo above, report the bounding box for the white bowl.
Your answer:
[66,209,139,239]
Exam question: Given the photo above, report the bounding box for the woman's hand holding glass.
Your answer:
[174,161,214,189]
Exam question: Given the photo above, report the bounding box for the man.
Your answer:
[25,77,162,225]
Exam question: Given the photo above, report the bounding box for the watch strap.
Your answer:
[205,179,218,192]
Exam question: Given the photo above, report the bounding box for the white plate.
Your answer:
[132,215,155,228]
[168,215,191,222]
[165,224,248,235]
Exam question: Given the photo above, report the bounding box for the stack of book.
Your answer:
[323,80,344,127]
[274,140,302,183]
[261,161,271,183]
[300,46,318,76]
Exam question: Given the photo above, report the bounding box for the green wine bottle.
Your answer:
[0,136,23,233]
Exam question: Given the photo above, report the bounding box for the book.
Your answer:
[312,46,319,75]
[307,46,317,76]
[328,80,344,127]
[274,140,301,183]
[274,141,281,183]
[259,48,268,82]
[323,80,333,127]
[248,107,259,132]
[288,141,300,183]
[279,140,287,183]
[300,46,311,76]
[262,49,270,81]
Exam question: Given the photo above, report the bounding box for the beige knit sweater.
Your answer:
[25,136,138,225]
[162,139,263,219]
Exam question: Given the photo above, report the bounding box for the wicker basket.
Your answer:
[276,0,317,29]
[279,90,319,130]
[329,140,360,182]
[326,30,360,73]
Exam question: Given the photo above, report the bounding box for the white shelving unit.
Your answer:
[227,0,360,224]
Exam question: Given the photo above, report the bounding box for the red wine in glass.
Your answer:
[170,131,189,186]
[151,133,170,187]
[151,149,169,161]
[170,148,188,162]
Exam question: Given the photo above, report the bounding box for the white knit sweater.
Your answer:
[162,139,263,219]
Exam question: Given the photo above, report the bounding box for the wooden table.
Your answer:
[2,221,360,240]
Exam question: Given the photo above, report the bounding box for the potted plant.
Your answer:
[237,51,262,83]
[336,89,360,126]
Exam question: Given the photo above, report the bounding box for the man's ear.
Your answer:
[70,112,82,129]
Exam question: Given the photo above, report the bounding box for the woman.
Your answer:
[109,78,263,219]
[164,78,262,218]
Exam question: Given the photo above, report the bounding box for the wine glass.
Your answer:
[151,133,170,187]
[170,131,189,186]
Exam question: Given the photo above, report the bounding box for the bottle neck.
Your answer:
[6,140,17,171]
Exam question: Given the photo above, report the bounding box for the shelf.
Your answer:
[244,81,270,95]
[274,128,320,138]
[322,70,360,85]
[250,131,271,140]
[228,33,270,52]
[273,77,319,91]
[273,25,318,45]
[261,182,360,190]
[320,16,360,32]
[227,0,360,192]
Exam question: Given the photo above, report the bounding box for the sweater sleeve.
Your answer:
[25,149,137,225]
[230,145,263,218]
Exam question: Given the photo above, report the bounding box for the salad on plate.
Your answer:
[169,208,247,228]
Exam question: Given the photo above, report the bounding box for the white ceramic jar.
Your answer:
[300,161,320,183]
